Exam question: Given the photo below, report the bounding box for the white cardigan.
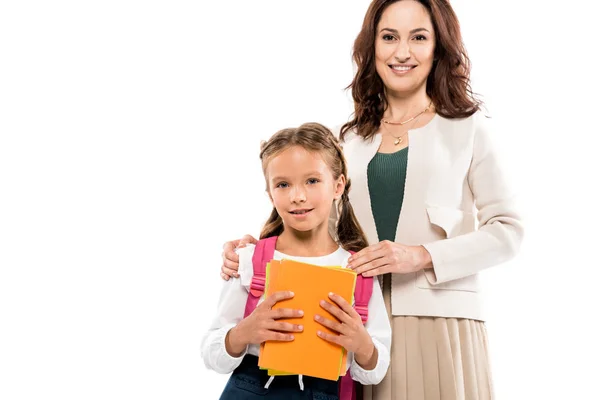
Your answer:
[332,111,524,321]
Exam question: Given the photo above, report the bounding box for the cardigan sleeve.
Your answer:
[422,115,524,284]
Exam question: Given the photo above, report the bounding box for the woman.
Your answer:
[220,1,523,399]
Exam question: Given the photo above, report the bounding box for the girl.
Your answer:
[201,123,391,399]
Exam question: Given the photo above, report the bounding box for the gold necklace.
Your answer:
[382,124,410,145]
[390,130,408,146]
[381,101,432,126]
[382,109,425,145]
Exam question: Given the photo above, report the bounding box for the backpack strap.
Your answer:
[243,236,278,318]
[353,274,373,324]
[349,250,373,325]
[339,374,357,400]
[339,250,374,400]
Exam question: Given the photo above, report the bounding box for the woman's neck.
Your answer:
[276,225,338,257]
[383,88,432,122]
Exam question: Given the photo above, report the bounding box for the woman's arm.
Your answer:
[421,116,524,284]
[348,116,523,282]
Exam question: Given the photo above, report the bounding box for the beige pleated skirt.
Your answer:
[363,275,494,400]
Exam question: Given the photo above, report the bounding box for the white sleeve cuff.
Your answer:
[202,324,248,374]
[349,339,390,385]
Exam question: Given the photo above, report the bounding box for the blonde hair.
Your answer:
[258,122,368,252]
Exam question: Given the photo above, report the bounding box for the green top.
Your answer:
[367,148,408,242]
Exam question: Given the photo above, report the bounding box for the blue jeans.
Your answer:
[219,355,339,400]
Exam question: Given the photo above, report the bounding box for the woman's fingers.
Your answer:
[221,265,239,278]
[353,257,389,275]
[239,234,258,247]
[220,235,258,278]
[221,240,240,278]
[348,245,388,271]
[362,265,398,277]
[222,239,240,256]
[222,247,240,267]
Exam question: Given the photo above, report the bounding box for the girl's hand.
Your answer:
[226,291,304,356]
[347,240,433,277]
[314,293,377,369]
[220,234,258,280]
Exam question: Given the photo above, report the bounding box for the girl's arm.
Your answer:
[202,245,304,374]
[349,278,391,385]
[201,247,253,374]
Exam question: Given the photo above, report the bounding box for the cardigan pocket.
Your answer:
[416,206,479,292]
[425,205,473,238]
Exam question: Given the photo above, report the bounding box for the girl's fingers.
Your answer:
[263,291,295,308]
[316,330,344,347]
[327,293,358,317]
[314,314,350,336]
[264,331,295,342]
[319,297,354,324]
[269,307,304,320]
[269,321,304,332]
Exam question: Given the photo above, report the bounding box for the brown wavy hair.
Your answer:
[258,123,369,253]
[341,0,482,141]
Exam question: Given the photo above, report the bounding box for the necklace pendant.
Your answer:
[394,138,401,145]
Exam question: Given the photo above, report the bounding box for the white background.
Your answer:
[1,1,599,399]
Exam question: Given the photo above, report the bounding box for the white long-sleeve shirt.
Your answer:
[201,244,391,385]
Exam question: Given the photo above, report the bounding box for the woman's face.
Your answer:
[374,0,436,97]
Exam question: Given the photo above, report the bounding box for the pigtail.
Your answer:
[336,179,369,252]
[259,207,284,239]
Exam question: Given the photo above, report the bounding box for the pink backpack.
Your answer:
[243,236,373,400]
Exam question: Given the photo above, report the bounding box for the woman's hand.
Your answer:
[225,291,304,357]
[347,240,433,277]
[314,293,378,370]
[220,234,258,280]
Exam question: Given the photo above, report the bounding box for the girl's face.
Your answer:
[374,0,436,97]
[266,146,344,234]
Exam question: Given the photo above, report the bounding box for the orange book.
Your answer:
[259,258,357,381]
